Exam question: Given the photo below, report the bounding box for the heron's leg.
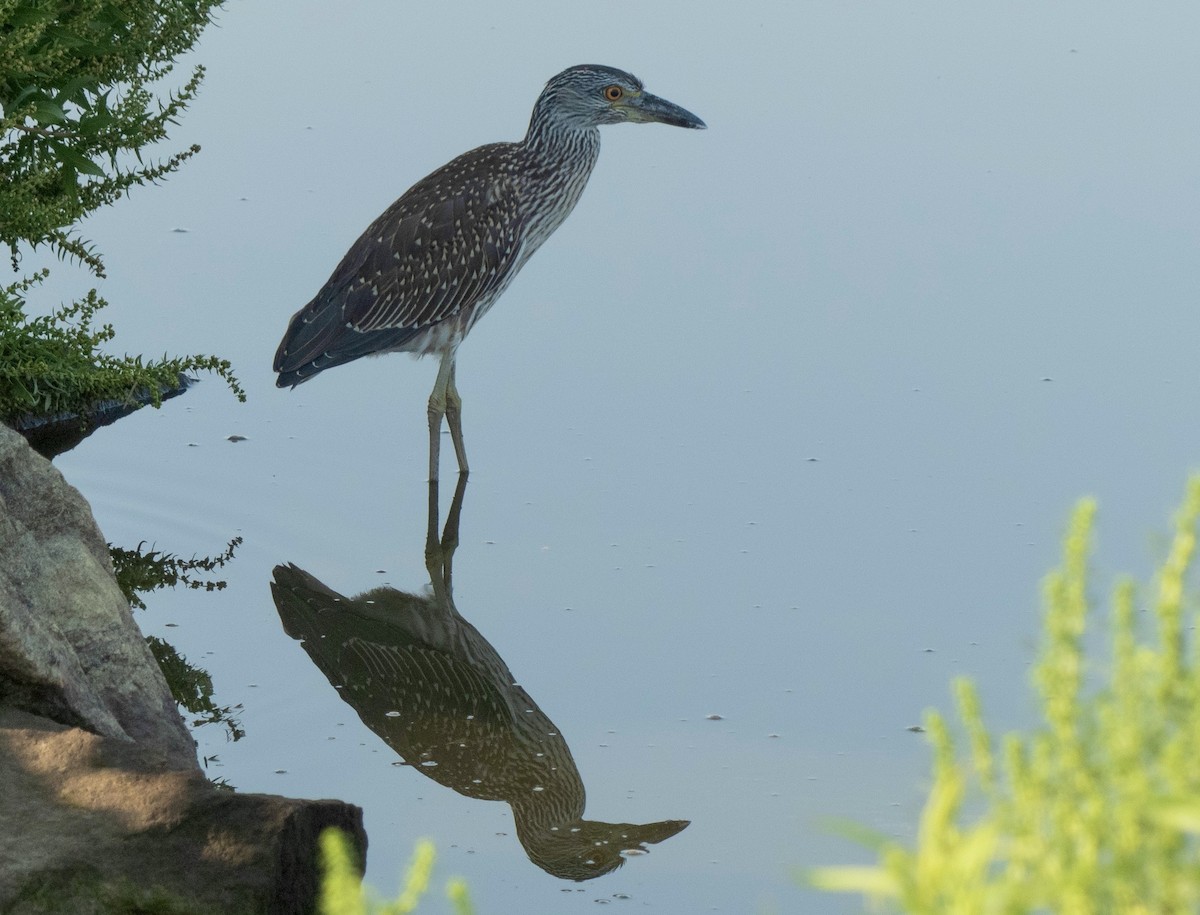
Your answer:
[427,353,455,482]
[444,361,469,475]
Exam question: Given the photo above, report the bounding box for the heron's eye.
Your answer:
[603,85,623,102]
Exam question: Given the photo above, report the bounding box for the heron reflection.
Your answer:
[270,476,687,880]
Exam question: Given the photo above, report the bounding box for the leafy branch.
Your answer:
[0,1,243,427]
[1,0,221,275]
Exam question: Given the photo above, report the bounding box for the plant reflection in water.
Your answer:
[111,536,245,745]
[270,476,688,881]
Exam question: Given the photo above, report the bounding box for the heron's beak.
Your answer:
[627,92,706,129]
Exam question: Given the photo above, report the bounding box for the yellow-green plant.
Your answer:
[319,829,475,915]
[809,476,1200,913]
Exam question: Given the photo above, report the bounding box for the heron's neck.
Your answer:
[522,101,601,165]
[514,109,602,254]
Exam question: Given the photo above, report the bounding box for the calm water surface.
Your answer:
[29,2,1200,911]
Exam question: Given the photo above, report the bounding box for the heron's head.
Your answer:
[533,64,706,132]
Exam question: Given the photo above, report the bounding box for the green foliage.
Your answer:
[0,269,245,425]
[145,635,244,741]
[110,535,242,611]
[808,477,1200,913]
[0,0,220,274]
[319,830,476,915]
[111,536,245,742]
[0,1,244,425]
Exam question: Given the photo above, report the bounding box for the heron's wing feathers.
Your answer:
[273,144,524,381]
[325,144,523,330]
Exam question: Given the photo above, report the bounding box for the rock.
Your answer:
[0,425,366,912]
[0,424,195,768]
[0,708,366,914]
[10,374,194,459]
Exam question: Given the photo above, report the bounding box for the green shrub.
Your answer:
[0,270,244,423]
[0,0,220,272]
[0,0,243,424]
[809,477,1200,913]
[318,830,475,915]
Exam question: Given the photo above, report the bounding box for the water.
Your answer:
[27,1,1200,911]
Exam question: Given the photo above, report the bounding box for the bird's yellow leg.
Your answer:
[427,353,455,482]
[444,361,469,476]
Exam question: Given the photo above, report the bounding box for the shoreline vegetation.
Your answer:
[1,0,242,443]
[809,477,1200,912]
[319,831,475,915]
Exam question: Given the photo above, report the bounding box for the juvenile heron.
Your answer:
[273,64,704,480]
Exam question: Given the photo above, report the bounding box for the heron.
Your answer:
[273,64,704,480]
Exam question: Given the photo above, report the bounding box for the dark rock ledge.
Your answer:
[0,424,365,914]
[10,375,193,460]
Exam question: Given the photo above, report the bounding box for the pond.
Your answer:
[28,1,1200,911]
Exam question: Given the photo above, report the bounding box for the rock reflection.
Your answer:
[270,476,687,880]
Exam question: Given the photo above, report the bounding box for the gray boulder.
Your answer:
[0,424,365,913]
[0,423,197,769]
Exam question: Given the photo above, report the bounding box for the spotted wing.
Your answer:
[274,143,524,384]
